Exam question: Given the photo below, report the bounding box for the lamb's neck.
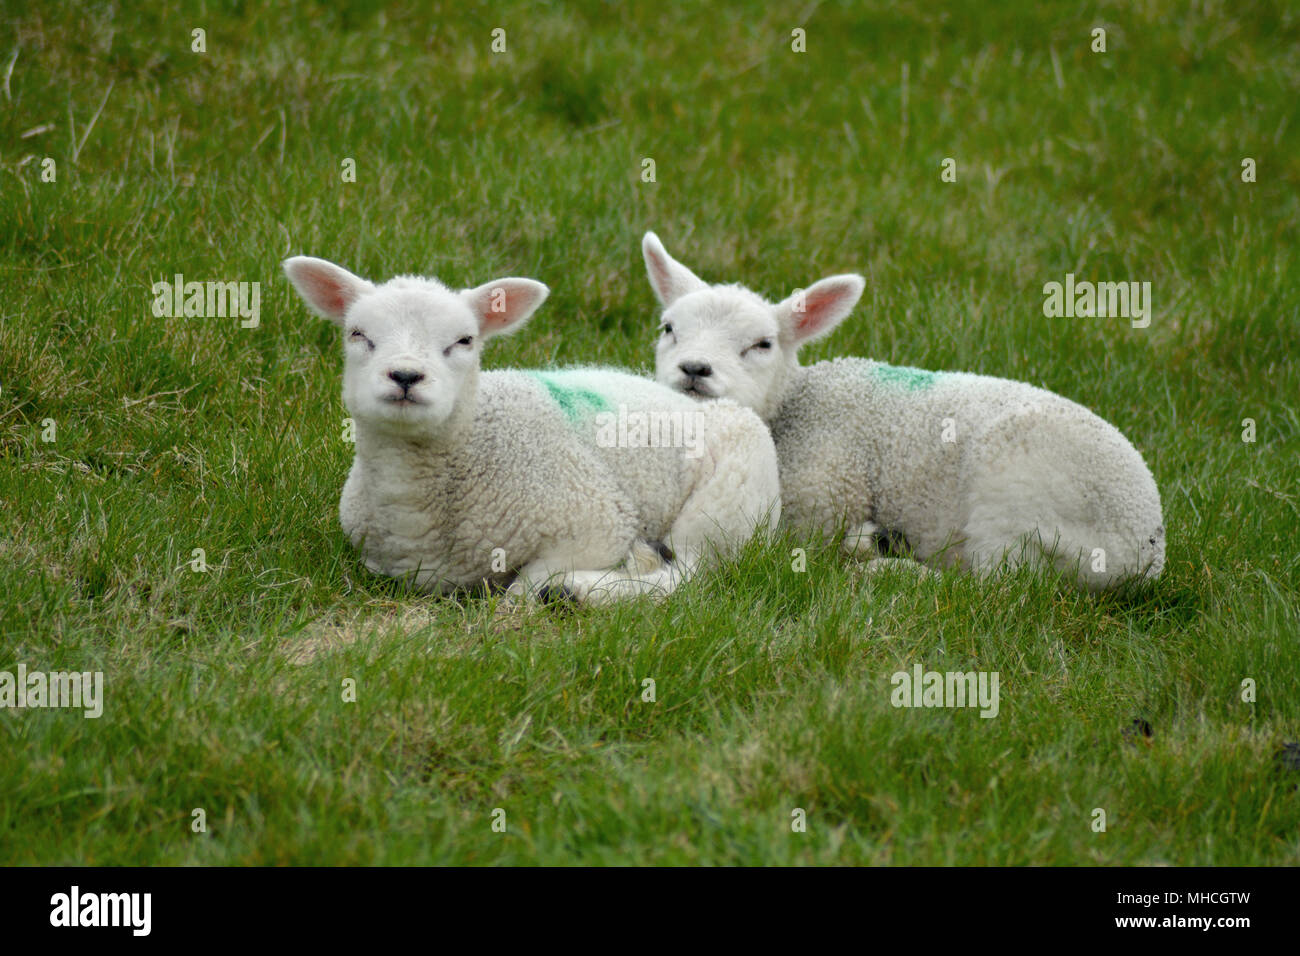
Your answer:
[351,422,465,510]
[770,361,813,422]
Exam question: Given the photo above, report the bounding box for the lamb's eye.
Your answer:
[444,335,473,356]
[661,323,673,336]
[745,338,772,355]
[348,329,373,349]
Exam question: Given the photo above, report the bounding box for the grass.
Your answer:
[1,0,1298,864]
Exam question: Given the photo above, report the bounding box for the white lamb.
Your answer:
[283,255,781,604]
[641,232,1165,591]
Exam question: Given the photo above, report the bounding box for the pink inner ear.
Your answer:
[479,289,517,333]
[795,285,845,336]
[305,271,350,316]
[649,259,674,298]
[482,309,510,334]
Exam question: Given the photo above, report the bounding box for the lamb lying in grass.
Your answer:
[283,255,781,604]
[641,233,1165,591]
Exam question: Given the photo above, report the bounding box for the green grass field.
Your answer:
[2,0,1298,864]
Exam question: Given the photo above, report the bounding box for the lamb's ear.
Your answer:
[463,278,550,339]
[282,256,374,325]
[774,274,866,345]
[642,232,707,306]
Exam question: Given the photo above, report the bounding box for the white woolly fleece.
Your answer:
[642,232,1165,590]
[284,256,781,604]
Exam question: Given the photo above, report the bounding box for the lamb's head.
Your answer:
[643,232,866,421]
[283,256,548,436]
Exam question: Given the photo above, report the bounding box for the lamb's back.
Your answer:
[770,357,1145,559]
[513,367,700,536]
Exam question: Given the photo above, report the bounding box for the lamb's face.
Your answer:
[642,232,867,422]
[283,256,549,438]
[340,282,480,431]
[654,286,792,419]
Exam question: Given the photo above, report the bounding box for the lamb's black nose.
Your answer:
[679,361,712,379]
[389,369,425,388]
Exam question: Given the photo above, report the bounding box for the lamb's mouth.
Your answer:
[384,394,425,407]
[679,380,715,399]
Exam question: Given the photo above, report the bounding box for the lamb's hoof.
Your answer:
[625,539,673,574]
[537,583,579,607]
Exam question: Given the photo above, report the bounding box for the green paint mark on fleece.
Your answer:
[528,372,613,424]
[870,362,940,391]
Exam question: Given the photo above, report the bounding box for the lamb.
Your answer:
[283,255,781,604]
[641,232,1165,591]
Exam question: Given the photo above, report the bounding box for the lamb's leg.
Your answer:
[510,406,780,605]
[841,520,883,558]
[663,404,782,587]
[841,520,934,578]
[506,541,677,605]
[566,542,679,604]
[505,558,581,603]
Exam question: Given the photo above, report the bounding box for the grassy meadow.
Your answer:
[1,0,1298,864]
